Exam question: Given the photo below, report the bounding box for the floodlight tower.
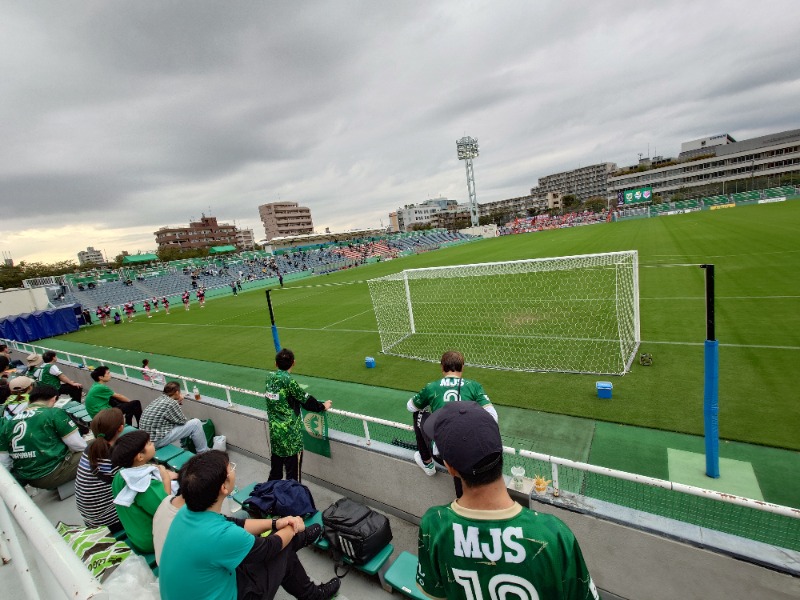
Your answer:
[456,136,480,227]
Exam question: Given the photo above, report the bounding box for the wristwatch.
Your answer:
[271,518,278,532]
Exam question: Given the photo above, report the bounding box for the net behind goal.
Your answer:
[367,251,640,375]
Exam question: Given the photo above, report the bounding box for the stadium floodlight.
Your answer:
[456,136,480,227]
[368,250,640,375]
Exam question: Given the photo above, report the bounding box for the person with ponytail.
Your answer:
[74,408,125,531]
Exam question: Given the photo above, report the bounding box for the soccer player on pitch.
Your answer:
[417,402,599,600]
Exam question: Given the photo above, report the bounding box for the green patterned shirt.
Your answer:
[264,370,311,457]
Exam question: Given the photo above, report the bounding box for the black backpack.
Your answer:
[322,498,392,574]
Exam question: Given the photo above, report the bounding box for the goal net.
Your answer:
[367,251,640,375]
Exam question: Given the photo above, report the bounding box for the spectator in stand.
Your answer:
[0,344,23,368]
[3,376,35,418]
[418,402,599,600]
[111,430,176,553]
[407,350,497,498]
[32,350,83,403]
[264,349,331,482]
[158,451,338,600]
[75,408,125,532]
[26,353,43,377]
[140,381,208,452]
[0,385,87,489]
[85,366,143,426]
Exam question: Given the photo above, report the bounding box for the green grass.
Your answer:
[60,201,800,450]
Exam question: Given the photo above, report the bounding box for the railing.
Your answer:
[5,338,800,554]
[0,467,108,599]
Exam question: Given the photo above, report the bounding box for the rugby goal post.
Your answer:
[367,250,640,375]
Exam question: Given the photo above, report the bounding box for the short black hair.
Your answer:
[163,381,181,396]
[42,350,57,364]
[0,344,8,352]
[91,366,110,382]
[29,384,59,403]
[111,430,150,468]
[275,348,294,371]
[180,451,230,512]
[458,452,504,488]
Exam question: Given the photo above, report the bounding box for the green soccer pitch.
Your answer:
[60,201,800,450]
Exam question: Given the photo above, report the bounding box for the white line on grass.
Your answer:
[321,308,374,329]
[142,323,800,350]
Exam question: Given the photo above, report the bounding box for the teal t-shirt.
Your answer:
[160,508,254,600]
[85,383,115,419]
[411,377,491,413]
[417,501,599,600]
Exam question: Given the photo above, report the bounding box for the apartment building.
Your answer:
[77,247,105,266]
[258,202,314,241]
[532,162,617,202]
[154,216,238,251]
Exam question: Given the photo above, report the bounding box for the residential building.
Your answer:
[154,216,238,252]
[478,194,546,218]
[393,197,458,231]
[258,202,314,241]
[77,247,105,266]
[235,228,256,250]
[608,128,800,201]
[532,162,617,202]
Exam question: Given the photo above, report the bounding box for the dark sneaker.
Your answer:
[316,577,340,599]
[302,523,322,547]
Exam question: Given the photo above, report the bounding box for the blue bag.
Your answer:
[242,480,316,517]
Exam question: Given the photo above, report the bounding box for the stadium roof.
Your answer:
[208,245,238,254]
[121,253,158,264]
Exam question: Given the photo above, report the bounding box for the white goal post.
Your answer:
[367,251,640,375]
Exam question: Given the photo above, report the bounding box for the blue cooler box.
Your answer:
[365,357,376,368]
[596,381,613,399]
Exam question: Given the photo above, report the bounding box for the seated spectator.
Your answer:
[0,344,24,369]
[75,408,125,532]
[0,385,87,489]
[85,366,142,426]
[139,381,208,452]
[32,351,83,403]
[3,376,35,418]
[25,353,43,377]
[111,430,176,553]
[158,451,338,600]
[141,359,164,386]
[418,402,599,599]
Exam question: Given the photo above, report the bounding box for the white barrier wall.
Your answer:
[0,287,50,319]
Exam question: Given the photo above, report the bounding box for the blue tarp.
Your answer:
[0,304,80,343]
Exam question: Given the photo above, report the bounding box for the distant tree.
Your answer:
[583,197,607,213]
[561,194,581,213]
[0,260,78,289]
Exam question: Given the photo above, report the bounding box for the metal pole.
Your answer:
[265,289,281,353]
[700,264,720,478]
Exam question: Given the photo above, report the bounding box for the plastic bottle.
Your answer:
[193,385,201,401]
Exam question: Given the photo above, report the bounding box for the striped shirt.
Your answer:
[74,447,120,529]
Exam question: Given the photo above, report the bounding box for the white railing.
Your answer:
[6,338,800,528]
[0,467,108,600]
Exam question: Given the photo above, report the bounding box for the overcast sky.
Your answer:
[1,1,798,264]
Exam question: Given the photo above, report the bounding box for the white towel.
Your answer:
[114,465,162,507]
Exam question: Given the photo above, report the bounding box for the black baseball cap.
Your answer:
[423,402,503,476]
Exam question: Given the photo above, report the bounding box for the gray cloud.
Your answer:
[1,1,798,262]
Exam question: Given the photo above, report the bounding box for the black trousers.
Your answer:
[59,382,83,404]
[268,452,303,483]
[110,398,142,427]
[413,411,463,498]
[236,534,318,600]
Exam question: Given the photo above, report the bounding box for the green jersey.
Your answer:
[264,370,311,457]
[85,383,115,419]
[417,501,599,600]
[0,404,77,480]
[33,363,62,389]
[411,377,490,413]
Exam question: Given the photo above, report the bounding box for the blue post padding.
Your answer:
[271,325,281,353]
[704,339,720,478]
